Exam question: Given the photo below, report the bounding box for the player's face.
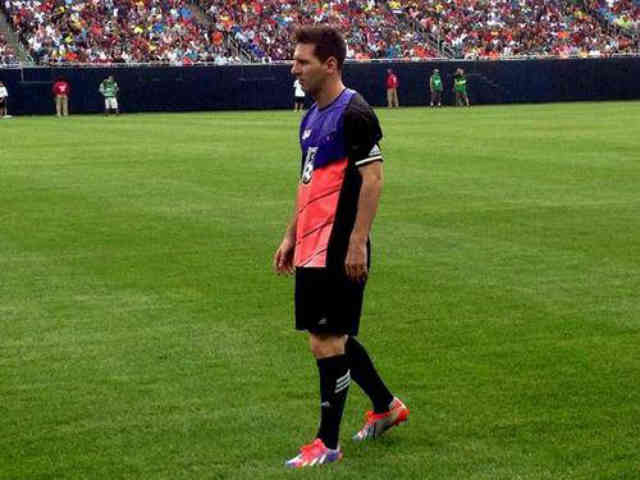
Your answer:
[291,43,330,97]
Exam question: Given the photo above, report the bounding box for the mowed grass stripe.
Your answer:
[1,102,639,479]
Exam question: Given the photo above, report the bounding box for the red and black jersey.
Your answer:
[294,88,383,272]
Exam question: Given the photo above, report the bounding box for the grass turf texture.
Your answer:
[1,102,639,480]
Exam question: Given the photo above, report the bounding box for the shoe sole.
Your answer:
[285,451,343,468]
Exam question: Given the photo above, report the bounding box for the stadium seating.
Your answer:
[591,0,640,34]
[1,0,638,64]
[1,0,239,64]
[395,0,637,58]
[198,0,438,61]
[1,32,19,65]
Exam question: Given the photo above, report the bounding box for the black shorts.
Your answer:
[295,267,366,336]
[294,96,305,104]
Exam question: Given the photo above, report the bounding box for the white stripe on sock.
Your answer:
[334,380,350,394]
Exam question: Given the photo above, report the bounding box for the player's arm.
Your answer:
[343,101,384,282]
[345,161,383,282]
[273,189,298,275]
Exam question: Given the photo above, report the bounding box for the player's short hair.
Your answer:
[293,26,346,70]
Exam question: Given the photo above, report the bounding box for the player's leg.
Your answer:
[346,336,392,412]
[311,333,350,450]
[285,333,348,468]
[347,336,409,441]
[104,98,109,115]
[55,96,61,116]
[114,98,119,115]
[286,270,346,468]
[63,95,69,116]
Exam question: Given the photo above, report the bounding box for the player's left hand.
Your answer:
[345,235,368,283]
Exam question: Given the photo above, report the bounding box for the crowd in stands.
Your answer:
[590,0,640,33]
[396,0,638,58]
[1,32,19,64]
[1,0,639,65]
[200,0,437,61]
[1,0,241,64]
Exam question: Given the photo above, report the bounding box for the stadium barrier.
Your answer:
[1,57,639,115]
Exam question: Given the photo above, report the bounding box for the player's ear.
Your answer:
[325,56,338,74]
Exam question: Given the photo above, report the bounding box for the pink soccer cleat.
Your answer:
[285,438,342,468]
[352,397,409,441]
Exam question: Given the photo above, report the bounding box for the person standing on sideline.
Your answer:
[453,68,470,107]
[274,25,409,470]
[293,78,305,111]
[0,81,10,118]
[385,68,399,108]
[52,77,71,116]
[99,75,120,115]
[429,68,443,107]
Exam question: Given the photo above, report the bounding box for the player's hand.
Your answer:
[345,235,368,283]
[273,237,295,276]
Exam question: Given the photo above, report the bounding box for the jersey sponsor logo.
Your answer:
[302,128,312,140]
[301,147,317,184]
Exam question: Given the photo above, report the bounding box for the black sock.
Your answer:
[346,337,394,413]
[316,354,350,450]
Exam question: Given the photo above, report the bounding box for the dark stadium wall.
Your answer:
[2,58,640,115]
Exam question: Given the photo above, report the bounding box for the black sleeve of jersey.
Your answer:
[343,93,383,167]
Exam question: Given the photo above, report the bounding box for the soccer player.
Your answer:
[99,75,120,116]
[273,25,409,469]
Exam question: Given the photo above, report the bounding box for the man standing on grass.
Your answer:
[0,81,10,118]
[99,75,120,116]
[293,77,305,111]
[429,68,443,107]
[52,77,71,117]
[273,25,409,469]
[386,68,399,108]
[453,68,470,107]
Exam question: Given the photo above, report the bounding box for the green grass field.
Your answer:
[1,102,639,480]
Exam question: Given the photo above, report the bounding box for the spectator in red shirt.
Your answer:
[52,77,70,117]
[386,69,399,108]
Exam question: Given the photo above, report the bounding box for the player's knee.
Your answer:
[309,333,347,358]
